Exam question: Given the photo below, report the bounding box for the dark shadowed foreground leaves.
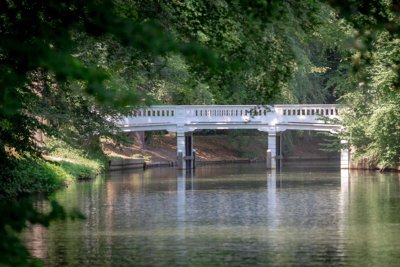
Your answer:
[0,198,84,266]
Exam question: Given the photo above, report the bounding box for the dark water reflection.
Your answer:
[25,162,400,266]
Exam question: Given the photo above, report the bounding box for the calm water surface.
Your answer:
[26,162,400,266]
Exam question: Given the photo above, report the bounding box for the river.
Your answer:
[25,161,400,266]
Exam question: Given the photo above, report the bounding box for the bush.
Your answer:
[0,158,70,199]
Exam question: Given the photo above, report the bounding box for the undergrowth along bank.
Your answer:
[0,139,106,199]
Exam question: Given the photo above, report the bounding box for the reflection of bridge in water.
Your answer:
[176,167,350,229]
[118,104,349,169]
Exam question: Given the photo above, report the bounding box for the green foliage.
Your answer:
[45,138,104,177]
[0,158,67,199]
[132,0,345,105]
[0,139,102,266]
[0,140,104,199]
[327,1,400,168]
[0,0,220,167]
[367,103,400,168]
[341,97,400,169]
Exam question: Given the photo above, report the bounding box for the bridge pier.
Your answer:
[267,132,282,169]
[177,131,195,170]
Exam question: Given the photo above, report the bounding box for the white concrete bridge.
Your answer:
[117,104,348,169]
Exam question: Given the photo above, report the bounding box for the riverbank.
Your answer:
[0,139,104,199]
[104,133,269,163]
[349,156,400,172]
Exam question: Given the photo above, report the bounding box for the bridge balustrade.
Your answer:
[187,106,271,118]
[119,104,341,130]
[130,106,272,117]
[123,105,278,125]
[274,104,339,117]
[132,107,175,118]
[127,105,339,120]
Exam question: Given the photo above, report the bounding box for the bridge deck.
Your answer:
[118,104,341,133]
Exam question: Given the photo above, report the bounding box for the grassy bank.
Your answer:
[0,139,104,199]
[45,139,104,178]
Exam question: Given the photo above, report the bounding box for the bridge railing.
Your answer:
[122,105,274,124]
[183,105,272,121]
[131,106,176,118]
[118,104,341,127]
[274,104,340,117]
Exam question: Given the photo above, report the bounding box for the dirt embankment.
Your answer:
[283,134,339,160]
[103,133,267,162]
[103,131,338,163]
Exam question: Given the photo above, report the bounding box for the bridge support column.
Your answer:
[185,132,194,169]
[176,131,195,170]
[267,132,282,170]
[340,140,350,169]
[177,131,185,169]
[267,132,277,169]
[276,132,282,169]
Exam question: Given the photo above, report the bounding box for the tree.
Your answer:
[0,1,216,265]
[0,0,219,161]
[326,0,400,168]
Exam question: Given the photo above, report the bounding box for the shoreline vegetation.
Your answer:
[0,139,104,199]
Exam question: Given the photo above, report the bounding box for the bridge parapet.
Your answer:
[126,105,272,120]
[118,104,341,132]
[274,104,339,117]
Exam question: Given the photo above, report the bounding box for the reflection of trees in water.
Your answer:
[25,224,48,260]
[344,171,400,266]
